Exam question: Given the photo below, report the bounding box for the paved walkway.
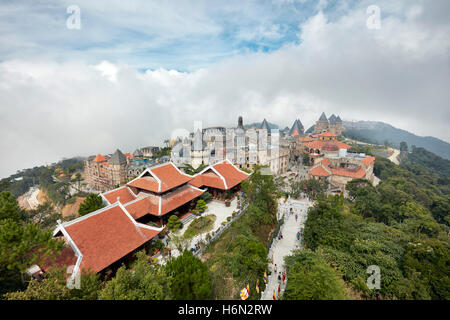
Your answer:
[158,198,238,263]
[261,197,310,300]
[388,147,400,165]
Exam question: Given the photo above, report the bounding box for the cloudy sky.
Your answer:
[0,0,449,178]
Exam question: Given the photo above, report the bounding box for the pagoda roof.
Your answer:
[189,159,250,190]
[101,186,137,205]
[127,162,193,193]
[124,184,205,219]
[52,203,162,274]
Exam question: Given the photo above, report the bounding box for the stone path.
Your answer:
[261,197,310,300]
[158,198,238,264]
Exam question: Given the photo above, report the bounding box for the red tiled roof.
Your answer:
[305,140,351,150]
[334,141,351,149]
[124,185,204,219]
[189,160,249,190]
[322,141,339,151]
[127,163,192,193]
[93,154,107,162]
[309,165,331,177]
[127,176,160,193]
[318,131,337,137]
[161,185,204,215]
[124,195,160,219]
[362,156,375,167]
[102,187,137,205]
[213,161,250,189]
[291,130,299,137]
[320,158,331,167]
[62,205,160,273]
[151,163,192,192]
[331,166,366,178]
[124,153,134,159]
[189,171,225,189]
[38,245,78,273]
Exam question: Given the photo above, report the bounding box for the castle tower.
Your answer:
[314,112,329,133]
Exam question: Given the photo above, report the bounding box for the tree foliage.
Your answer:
[78,193,104,216]
[165,250,211,300]
[283,250,349,300]
[100,251,172,300]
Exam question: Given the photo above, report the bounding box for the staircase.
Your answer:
[179,213,195,225]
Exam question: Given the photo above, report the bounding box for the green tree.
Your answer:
[0,191,23,221]
[166,250,211,299]
[166,215,182,231]
[78,194,105,216]
[100,251,172,300]
[4,268,102,300]
[400,141,408,152]
[195,199,208,214]
[283,250,348,300]
[184,163,207,175]
[0,219,64,295]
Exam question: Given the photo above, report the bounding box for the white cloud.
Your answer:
[0,0,449,178]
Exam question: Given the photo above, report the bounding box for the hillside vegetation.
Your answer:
[342,120,450,160]
[284,156,449,300]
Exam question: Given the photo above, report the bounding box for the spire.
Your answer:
[289,119,304,136]
[335,115,342,122]
[329,114,337,124]
[108,149,127,165]
[319,112,328,121]
[237,116,244,129]
[261,119,270,130]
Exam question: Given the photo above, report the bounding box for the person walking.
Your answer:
[282,271,286,284]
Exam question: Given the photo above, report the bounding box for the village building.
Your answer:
[313,112,344,135]
[308,149,376,193]
[171,117,290,175]
[84,149,129,192]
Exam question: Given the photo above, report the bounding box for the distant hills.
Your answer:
[342,121,450,160]
[245,122,279,130]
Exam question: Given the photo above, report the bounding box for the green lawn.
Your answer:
[183,214,216,239]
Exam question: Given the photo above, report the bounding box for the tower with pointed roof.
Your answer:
[314,112,330,133]
[260,118,270,131]
[289,119,304,136]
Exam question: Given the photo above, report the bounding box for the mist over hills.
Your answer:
[342,121,450,160]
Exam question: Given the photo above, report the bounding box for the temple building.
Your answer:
[101,162,205,226]
[30,202,163,280]
[189,159,251,199]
